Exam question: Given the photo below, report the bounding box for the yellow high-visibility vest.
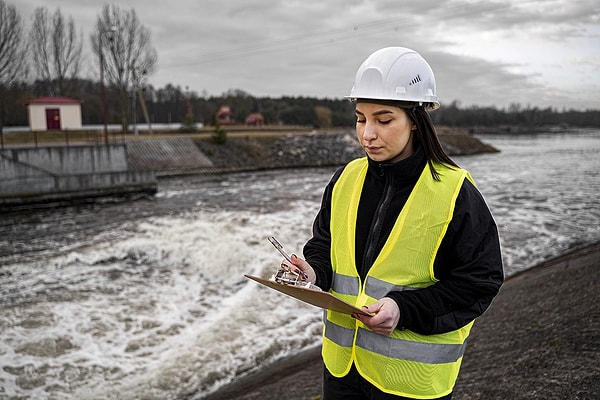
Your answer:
[323,157,474,399]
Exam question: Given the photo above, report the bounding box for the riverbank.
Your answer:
[0,128,497,209]
[201,241,600,400]
[191,128,498,175]
[122,129,498,177]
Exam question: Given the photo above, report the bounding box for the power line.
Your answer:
[167,1,517,67]
[168,1,536,66]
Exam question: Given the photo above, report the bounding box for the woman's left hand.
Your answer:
[353,297,400,337]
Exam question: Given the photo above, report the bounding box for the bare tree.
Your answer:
[0,0,28,134]
[91,4,157,133]
[29,6,83,96]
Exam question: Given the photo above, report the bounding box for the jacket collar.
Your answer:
[367,145,427,185]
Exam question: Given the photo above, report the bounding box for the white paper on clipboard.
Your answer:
[244,274,372,316]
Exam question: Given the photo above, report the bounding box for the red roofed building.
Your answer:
[26,96,82,131]
[245,113,265,126]
[216,105,235,125]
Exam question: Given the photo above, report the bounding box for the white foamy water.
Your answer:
[1,207,323,399]
[1,129,599,399]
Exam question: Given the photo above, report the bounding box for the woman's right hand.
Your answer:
[283,254,317,285]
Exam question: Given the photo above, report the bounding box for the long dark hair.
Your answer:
[406,106,458,181]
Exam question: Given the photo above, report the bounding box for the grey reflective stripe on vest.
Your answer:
[364,276,416,299]
[324,319,355,347]
[331,273,360,296]
[356,328,467,364]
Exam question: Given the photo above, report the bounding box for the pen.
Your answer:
[268,236,309,280]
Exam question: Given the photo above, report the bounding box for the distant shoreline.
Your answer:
[1,128,498,210]
[185,129,498,177]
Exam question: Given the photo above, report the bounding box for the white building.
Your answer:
[27,97,82,131]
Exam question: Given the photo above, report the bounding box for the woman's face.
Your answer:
[355,102,415,163]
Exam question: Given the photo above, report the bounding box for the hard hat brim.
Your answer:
[345,96,440,110]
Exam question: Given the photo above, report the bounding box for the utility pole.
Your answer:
[130,65,148,136]
[99,38,108,144]
[132,67,138,136]
[99,26,116,144]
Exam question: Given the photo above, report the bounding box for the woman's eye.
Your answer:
[379,119,392,125]
[356,118,365,123]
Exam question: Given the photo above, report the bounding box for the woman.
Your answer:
[287,47,504,399]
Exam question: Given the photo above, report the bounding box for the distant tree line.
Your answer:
[430,101,600,130]
[3,79,599,130]
[2,80,359,129]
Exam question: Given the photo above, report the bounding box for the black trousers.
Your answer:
[323,363,452,400]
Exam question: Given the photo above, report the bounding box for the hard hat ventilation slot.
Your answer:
[409,74,422,86]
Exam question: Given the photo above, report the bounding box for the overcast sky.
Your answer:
[13,0,600,110]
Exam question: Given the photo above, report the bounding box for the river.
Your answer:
[1,129,599,399]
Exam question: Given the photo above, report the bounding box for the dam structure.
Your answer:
[0,143,157,210]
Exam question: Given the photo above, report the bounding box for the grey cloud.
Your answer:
[425,49,570,109]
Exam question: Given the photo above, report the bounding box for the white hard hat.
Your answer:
[347,47,440,110]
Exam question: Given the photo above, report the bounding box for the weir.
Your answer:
[0,143,156,210]
[0,131,498,210]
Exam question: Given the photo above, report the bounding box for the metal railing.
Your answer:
[1,130,125,150]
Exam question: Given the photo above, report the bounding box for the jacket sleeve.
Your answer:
[387,180,504,335]
[303,167,346,291]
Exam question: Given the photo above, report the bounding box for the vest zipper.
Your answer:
[362,165,394,273]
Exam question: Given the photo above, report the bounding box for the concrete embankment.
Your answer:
[0,143,156,211]
[0,129,497,209]
[127,129,497,177]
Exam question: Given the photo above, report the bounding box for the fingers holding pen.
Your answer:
[284,254,317,284]
[269,236,315,283]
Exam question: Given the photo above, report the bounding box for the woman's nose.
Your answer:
[361,122,377,141]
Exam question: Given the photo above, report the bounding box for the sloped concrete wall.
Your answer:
[0,144,156,209]
[3,144,129,174]
[0,154,52,179]
[126,137,213,175]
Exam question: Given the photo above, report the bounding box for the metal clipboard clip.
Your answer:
[270,264,321,291]
[268,236,321,291]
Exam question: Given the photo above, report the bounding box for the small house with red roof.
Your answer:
[245,113,265,126]
[216,105,235,125]
[26,96,82,131]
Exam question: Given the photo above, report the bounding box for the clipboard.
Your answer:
[244,274,372,316]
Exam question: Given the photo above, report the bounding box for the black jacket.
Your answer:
[303,146,504,335]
